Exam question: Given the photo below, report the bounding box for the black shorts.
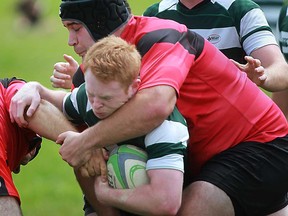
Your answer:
[195,135,288,216]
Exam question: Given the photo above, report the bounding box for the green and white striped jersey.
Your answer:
[63,83,189,172]
[144,0,277,63]
[278,1,288,61]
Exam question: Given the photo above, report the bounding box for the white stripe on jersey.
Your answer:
[240,8,269,38]
[144,119,189,147]
[192,27,241,49]
[244,30,277,55]
[146,154,185,172]
[159,0,177,11]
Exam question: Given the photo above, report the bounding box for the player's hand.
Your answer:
[50,54,79,89]
[231,56,267,86]
[94,175,111,203]
[57,130,92,169]
[79,148,108,180]
[9,82,41,127]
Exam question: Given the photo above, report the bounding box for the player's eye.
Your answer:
[102,96,112,101]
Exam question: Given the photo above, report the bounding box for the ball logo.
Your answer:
[126,160,147,188]
[107,145,149,189]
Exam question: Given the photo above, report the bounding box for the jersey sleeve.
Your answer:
[63,84,86,125]
[278,5,288,61]
[136,28,201,95]
[143,3,159,16]
[228,0,277,55]
[145,107,188,172]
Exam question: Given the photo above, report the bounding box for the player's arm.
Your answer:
[251,44,288,92]
[94,169,183,215]
[26,99,77,141]
[10,81,67,127]
[271,90,288,120]
[58,85,177,168]
[251,44,288,119]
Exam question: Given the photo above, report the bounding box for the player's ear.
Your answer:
[128,78,140,96]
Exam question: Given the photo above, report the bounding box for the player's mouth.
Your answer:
[94,111,107,119]
[78,51,86,57]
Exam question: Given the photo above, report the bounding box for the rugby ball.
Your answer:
[107,144,149,189]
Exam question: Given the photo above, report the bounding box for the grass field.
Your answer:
[1,0,155,215]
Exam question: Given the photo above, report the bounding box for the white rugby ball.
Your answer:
[107,144,149,189]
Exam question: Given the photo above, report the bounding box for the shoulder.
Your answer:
[143,0,178,16]
[279,4,288,30]
[143,3,160,16]
[215,0,259,10]
[0,77,25,89]
[65,84,88,111]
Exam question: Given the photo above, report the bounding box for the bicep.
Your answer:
[251,44,286,68]
[147,169,183,198]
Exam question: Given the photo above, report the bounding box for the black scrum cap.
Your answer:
[59,0,130,41]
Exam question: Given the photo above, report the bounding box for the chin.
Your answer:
[95,113,107,119]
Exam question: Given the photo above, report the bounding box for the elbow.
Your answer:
[150,196,182,216]
[160,202,181,216]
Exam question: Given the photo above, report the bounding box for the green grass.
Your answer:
[3,0,154,215]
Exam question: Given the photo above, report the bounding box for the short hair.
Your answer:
[83,35,141,90]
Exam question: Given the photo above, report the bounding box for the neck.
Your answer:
[180,0,204,9]
[113,15,132,37]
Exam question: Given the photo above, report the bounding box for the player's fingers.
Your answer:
[254,58,262,67]
[50,75,66,88]
[56,132,66,145]
[255,65,265,73]
[230,59,244,71]
[100,161,108,182]
[10,99,28,127]
[79,166,90,178]
[102,148,109,160]
[63,54,79,67]
[244,55,253,61]
[54,62,67,71]
[26,98,40,117]
[86,160,96,177]
[52,70,71,79]
[54,66,68,76]
[259,73,267,81]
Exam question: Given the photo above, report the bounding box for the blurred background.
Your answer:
[0,0,283,215]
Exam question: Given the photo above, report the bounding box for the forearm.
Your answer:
[251,45,288,92]
[83,86,177,149]
[261,62,288,92]
[35,82,67,110]
[26,100,77,141]
[97,170,183,215]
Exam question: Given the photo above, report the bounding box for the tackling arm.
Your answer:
[58,85,177,168]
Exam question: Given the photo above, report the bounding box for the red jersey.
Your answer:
[72,16,288,175]
[0,78,41,202]
[121,16,288,175]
